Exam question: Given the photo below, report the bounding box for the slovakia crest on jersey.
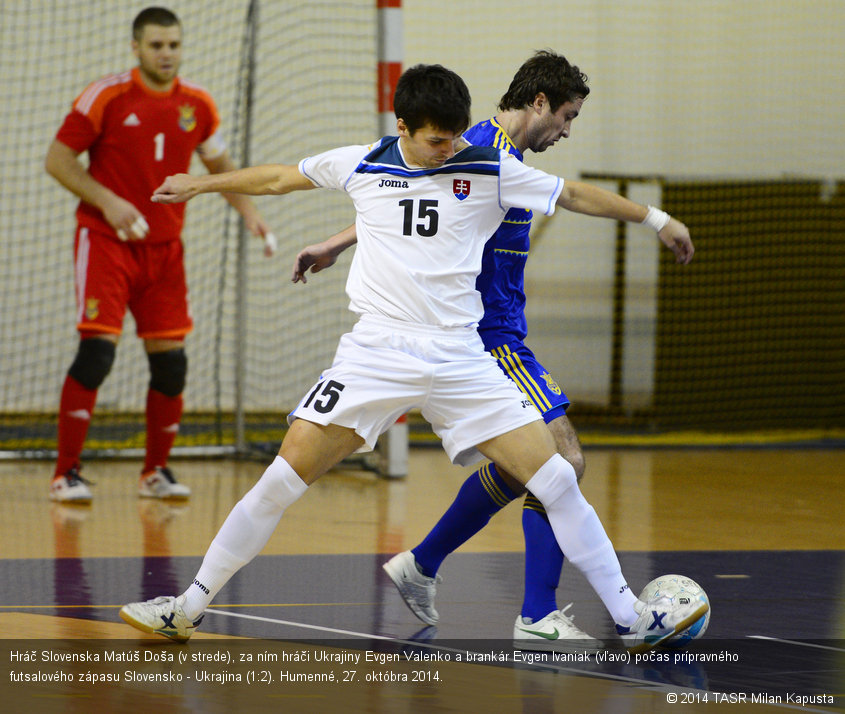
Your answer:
[453,179,471,201]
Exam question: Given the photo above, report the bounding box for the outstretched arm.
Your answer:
[152,163,316,205]
[292,224,358,284]
[557,180,694,264]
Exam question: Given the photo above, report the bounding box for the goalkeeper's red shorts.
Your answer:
[73,225,193,340]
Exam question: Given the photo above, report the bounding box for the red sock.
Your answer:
[55,375,97,477]
[144,390,183,473]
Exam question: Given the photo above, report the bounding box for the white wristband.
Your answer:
[642,205,670,232]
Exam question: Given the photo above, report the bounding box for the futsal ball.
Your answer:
[639,574,710,648]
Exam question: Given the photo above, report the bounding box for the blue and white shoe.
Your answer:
[120,595,203,642]
[617,596,710,653]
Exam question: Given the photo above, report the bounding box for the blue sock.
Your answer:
[520,493,564,622]
[412,463,518,577]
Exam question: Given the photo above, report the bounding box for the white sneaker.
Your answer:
[139,466,191,499]
[616,596,710,653]
[514,603,603,652]
[120,595,203,642]
[383,550,442,625]
[49,468,93,503]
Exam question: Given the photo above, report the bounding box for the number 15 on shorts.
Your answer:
[301,379,346,414]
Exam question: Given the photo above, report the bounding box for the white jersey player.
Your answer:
[291,136,563,465]
[121,64,702,653]
[299,137,560,328]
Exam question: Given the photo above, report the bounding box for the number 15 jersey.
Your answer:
[299,136,563,329]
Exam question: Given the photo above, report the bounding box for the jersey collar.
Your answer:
[131,66,180,98]
[489,117,523,160]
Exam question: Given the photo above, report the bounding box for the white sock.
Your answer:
[180,456,307,619]
[525,454,639,626]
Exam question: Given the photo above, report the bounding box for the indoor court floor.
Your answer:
[1,447,843,713]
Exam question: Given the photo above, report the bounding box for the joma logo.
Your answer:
[378,178,409,188]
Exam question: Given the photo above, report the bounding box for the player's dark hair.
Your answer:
[498,50,589,112]
[394,64,471,135]
[133,7,181,41]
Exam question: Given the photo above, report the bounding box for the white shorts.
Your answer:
[288,314,543,466]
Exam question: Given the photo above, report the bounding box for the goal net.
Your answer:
[0,0,375,454]
[3,1,844,457]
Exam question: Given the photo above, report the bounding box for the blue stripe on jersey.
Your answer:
[355,136,501,178]
[355,162,499,178]
[464,118,533,345]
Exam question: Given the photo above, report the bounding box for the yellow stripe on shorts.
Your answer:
[491,345,553,412]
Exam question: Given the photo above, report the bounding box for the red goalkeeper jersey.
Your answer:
[56,67,221,243]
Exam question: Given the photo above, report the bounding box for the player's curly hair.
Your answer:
[498,50,589,112]
[132,7,181,41]
[394,64,472,136]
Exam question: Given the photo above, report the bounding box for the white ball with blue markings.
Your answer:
[639,574,710,648]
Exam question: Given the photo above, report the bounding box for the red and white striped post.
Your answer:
[376,1,408,477]
[377,0,402,137]
[380,413,409,479]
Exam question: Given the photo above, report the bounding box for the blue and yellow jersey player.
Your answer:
[291,51,673,649]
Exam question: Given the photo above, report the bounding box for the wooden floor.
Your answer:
[1,447,843,712]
